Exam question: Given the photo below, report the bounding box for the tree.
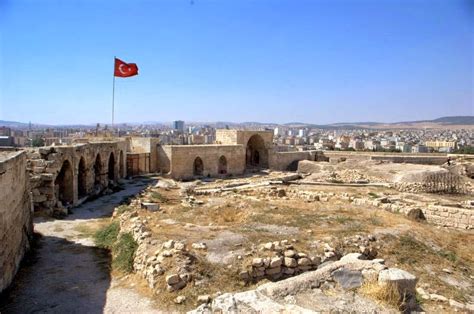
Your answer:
[32,138,45,147]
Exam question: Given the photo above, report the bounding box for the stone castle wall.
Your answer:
[166,145,246,180]
[0,151,33,292]
[27,141,127,213]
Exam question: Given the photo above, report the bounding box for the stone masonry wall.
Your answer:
[167,145,245,180]
[157,145,172,173]
[0,151,33,292]
[216,130,273,148]
[422,205,473,229]
[128,137,160,172]
[27,141,127,214]
[269,150,317,171]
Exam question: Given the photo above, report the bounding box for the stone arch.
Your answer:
[119,150,124,178]
[78,157,87,198]
[55,160,74,206]
[286,160,300,171]
[94,153,102,186]
[218,155,227,174]
[108,152,115,181]
[246,134,268,168]
[193,157,204,176]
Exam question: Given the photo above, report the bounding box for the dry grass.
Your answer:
[359,279,405,310]
[123,176,473,310]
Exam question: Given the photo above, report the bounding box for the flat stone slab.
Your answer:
[332,268,363,290]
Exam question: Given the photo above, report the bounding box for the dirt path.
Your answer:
[0,179,161,314]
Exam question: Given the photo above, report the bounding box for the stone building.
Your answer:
[156,130,320,180]
[27,141,128,214]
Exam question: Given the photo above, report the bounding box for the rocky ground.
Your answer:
[106,170,473,312]
[1,162,473,313]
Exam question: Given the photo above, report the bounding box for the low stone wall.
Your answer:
[423,205,473,229]
[269,151,319,171]
[0,151,33,292]
[371,155,447,165]
[324,151,448,165]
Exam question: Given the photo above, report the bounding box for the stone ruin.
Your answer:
[27,141,127,215]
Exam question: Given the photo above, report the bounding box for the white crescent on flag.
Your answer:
[119,64,129,75]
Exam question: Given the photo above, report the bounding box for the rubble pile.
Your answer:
[118,210,201,292]
[239,240,322,282]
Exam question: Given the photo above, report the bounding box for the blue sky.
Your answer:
[0,0,472,125]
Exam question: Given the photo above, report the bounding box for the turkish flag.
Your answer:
[114,58,138,77]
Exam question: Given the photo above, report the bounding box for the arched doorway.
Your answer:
[108,152,115,181]
[246,134,268,168]
[94,154,102,187]
[78,157,87,198]
[193,157,203,176]
[218,155,227,174]
[55,160,74,206]
[119,150,124,178]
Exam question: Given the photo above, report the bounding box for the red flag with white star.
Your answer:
[114,58,138,77]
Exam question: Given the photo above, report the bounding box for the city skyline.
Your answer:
[1,0,473,125]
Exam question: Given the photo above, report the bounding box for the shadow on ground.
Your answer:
[0,233,111,314]
[0,177,158,314]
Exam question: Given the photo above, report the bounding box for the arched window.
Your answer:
[193,157,204,176]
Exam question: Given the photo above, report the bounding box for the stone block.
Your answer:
[378,268,417,297]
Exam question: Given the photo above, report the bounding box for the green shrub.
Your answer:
[94,221,137,273]
[112,233,138,273]
[94,221,119,249]
[115,205,132,215]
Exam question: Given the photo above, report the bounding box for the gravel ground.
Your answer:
[0,179,161,314]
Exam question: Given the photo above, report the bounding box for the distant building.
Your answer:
[173,120,185,133]
[412,145,429,153]
[0,127,11,136]
[0,136,14,146]
[425,140,457,152]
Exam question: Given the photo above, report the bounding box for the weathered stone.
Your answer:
[284,250,296,258]
[252,258,264,267]
[283,257,297,268]
[166,274,181,285]
[192,242,207,250]
[174,296,186,304]
[430,294,448,302]
[239,271,250,281]
[270,257,283,268]
[265,267,282,275]
[197,295,211,304]
[174,242,186,251]
[263,242,274,250]
[332,268,363,290]
[163,240,175,249]
[297,257,311,266]
[378,268,417,298]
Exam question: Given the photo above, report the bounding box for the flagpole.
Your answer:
[112,56,116,130]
